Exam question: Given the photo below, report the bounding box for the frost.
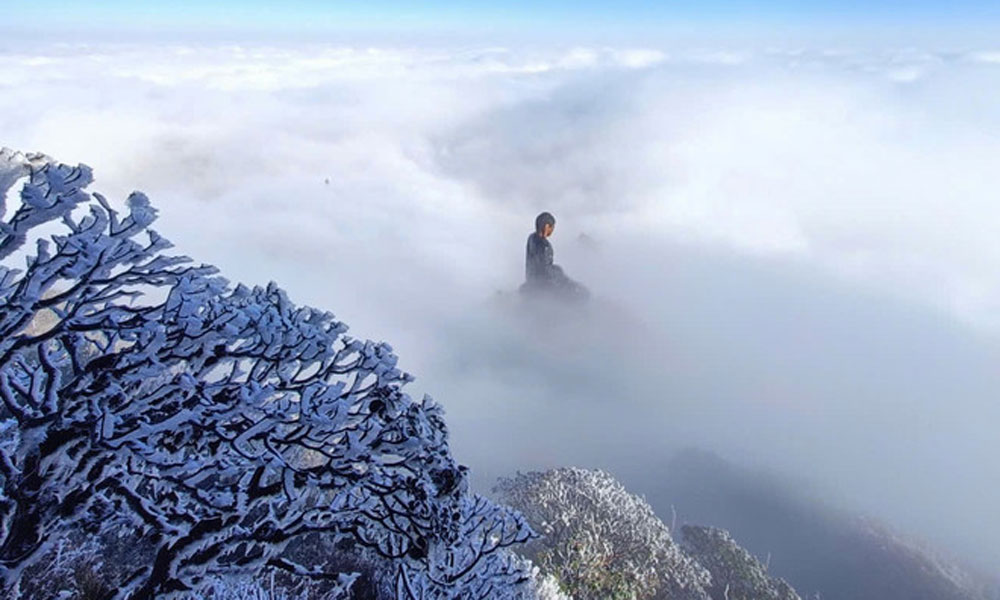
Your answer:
[495,468,712,600]
[0,151,533,599]
[681,526,801,600]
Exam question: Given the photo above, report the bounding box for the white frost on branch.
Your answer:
[0,150,534,599]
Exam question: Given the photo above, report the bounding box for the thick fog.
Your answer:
[3,42,1000,571]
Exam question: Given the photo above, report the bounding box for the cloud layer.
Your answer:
[3,41,1000,572]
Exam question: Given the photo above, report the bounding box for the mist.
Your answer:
[2,40,999,573]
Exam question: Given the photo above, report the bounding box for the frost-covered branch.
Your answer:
[0,149,533,599]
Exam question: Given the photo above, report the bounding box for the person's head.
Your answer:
[535,212,556,238]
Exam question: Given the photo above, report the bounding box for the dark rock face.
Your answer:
[682,525,801,600]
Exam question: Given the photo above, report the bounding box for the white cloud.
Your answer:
[967,50,1000,64]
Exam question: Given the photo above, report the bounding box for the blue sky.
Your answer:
[8,0,1000,40]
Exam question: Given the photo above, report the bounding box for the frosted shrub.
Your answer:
[196,570,354,600]
[15,533,109,599]
[0,149,533,599]
[532,571,573,600]
[681,526,800,600]
[495,468,711,600]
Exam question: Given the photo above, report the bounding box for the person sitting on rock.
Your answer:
[521,211,589,301]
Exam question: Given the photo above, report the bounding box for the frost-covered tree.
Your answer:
[0,149,533,599]
[494,468,711,600]
[529,570,574,600]
[681,526,801,600]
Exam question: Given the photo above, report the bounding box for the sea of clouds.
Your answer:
[2,41,1000,571]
